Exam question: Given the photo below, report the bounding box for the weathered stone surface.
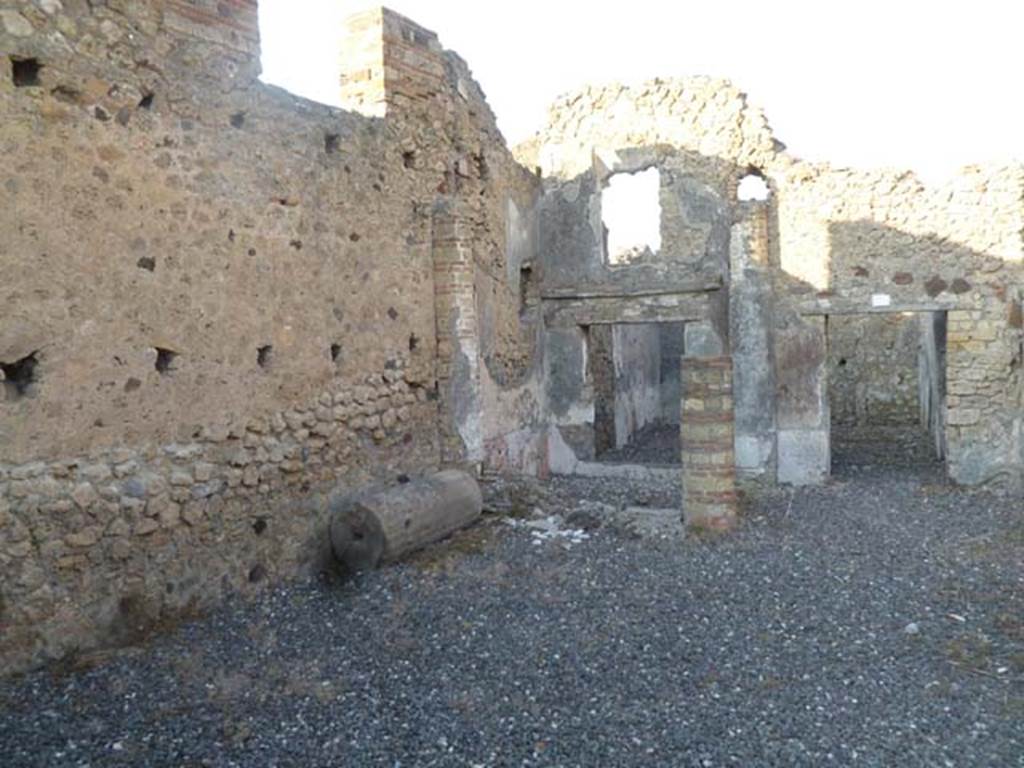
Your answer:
[777,429,830,486]
[69,482,98,509]
[828,313,922,428]
[65,527,102,549]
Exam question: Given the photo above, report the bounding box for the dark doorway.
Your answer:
[587,321,685,465]
[827,311,946,475]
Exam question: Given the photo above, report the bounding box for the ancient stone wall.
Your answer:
[827,313,922,427]
[3,6,1022,675]
[0,2,540,673]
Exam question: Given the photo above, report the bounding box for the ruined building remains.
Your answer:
[2,2,1022,673]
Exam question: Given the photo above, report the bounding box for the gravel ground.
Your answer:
[2,450,1023,767]
[598,423,681,465]
[832,425,942,475]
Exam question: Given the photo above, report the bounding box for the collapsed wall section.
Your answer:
[526,76,1024,487]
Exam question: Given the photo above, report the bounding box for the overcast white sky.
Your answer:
[259,0,1022,179]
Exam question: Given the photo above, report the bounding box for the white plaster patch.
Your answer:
[546,426,580,475]
[871,293,892,308]
[735,435,773,472]
[777,429,830,486]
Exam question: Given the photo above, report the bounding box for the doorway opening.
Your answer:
[827,311,946,475]
[587,321,684,465]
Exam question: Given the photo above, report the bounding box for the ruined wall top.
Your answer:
[339,7,444,118]
[521,76,1023,202]
[517,77,778,181]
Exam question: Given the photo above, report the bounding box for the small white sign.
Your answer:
[871,293,892,308]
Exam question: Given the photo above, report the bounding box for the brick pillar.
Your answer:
[432,205,481,467]
[680,356,739,531]
[339,8,445,118]
[162,0,261,78]
[164,0,260,50]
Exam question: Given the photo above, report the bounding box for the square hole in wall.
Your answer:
[10,57,42,88]
[154,347,178,374]
[602,168,661,265]
[1,351,39,400]
[257,345,274,369]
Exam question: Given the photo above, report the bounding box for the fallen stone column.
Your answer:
[329,470,483,571]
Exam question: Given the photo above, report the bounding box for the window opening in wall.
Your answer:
[827,311,946,476]
[330,343,342,364]
[586,321,685,465]
[737,170,771,202]
[1,351,39,401]
[602,168,661,265]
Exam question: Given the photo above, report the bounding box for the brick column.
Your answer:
[432,205,481,467]
[339,8,445,118]
[680,356,739,531]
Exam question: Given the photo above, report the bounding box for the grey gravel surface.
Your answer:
[832,425,942,473]
[2,453,1023,767]
[598,423,681,466]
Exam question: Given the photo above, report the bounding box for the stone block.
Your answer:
[777,429,829,486]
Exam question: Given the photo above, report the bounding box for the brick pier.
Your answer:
[680,356,739,530]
